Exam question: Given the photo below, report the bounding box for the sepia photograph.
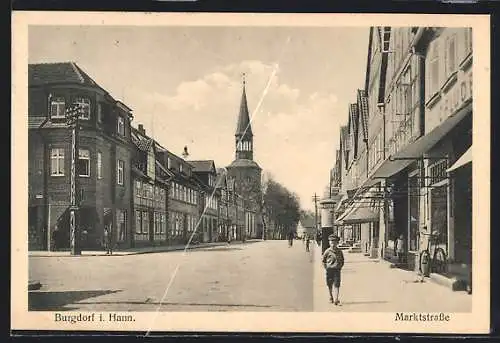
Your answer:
[12,12,490,333]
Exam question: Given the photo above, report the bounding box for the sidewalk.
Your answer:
[312,244,472,312]
[29,239,262,257]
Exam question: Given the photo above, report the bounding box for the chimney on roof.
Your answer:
[182,146,189,159]
[138,124,145,135]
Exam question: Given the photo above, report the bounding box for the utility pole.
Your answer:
[65,103,84,255]
[312,193,320,243]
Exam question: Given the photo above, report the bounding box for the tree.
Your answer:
[262,174,301,239]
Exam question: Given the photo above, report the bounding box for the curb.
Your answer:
[28,281,42,291]
[28,240,262,257]
[429,272,467,291]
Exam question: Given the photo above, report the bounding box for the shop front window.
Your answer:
[430,184,448,251]
[408,176,420,252]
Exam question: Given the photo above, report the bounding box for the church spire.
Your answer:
[235,73,253,137]
[235,73,254,161]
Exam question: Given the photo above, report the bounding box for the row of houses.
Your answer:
[28,62,263,251]
[329,27,473,284]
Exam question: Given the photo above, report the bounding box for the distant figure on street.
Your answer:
[104,226,113,255]
[316,231,322,247]
[322,235,344,305]
[305,235,311,252]
[227,232,231,245]
[395,234,405,264]
[287,230,294,247]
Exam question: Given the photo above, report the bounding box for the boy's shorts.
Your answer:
[326,269,341,288]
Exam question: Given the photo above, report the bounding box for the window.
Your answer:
[167,157,172,169]
[97,103,102,123]
[117,159,124,185]
[50,97,66,118]
[429,42,440,96]
[50,148,65,176]
[74,97,91,120]
[135,210,142,234]
[154,212,161,234]
[179,164,183,173]
[136,180,142,197]
[147,152,155,178]
[117,116,125,136]
[97,152,102,179]
[78,149,90,177]
[446,35,456,76]
[142,211,149,234]
[161,213,166,234]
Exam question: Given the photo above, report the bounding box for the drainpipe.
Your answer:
[43,92,51,251]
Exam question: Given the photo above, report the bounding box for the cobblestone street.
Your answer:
[29,240,314,312]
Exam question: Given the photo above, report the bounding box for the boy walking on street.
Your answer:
[322,234,344,305]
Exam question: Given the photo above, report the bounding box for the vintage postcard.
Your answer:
[12,12,490,334]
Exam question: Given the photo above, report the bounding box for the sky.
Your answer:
[29,25,369,211]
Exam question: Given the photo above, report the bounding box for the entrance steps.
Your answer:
[348,242,362,253]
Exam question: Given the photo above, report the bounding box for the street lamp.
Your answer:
[65,102,85,255]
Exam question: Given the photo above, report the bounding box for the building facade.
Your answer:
[332,27,473,288]
[28,62,134,251]
[130,125,172,247]
[190,160,220,242]
[216,168,231,241]
[155,150,202,245]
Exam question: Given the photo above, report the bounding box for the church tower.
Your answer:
[235,74,254,161]
[226,73,262,239]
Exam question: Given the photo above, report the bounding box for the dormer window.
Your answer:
[117,116,125,136]
[50,97,66,118]
[74,97,91,120]
[167,157,172,169]
[179,164,183,173]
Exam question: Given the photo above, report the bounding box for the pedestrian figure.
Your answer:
[287,230,294,247]
[395,234,405,264]
[322,234,344,305]
[52,224,60,251]
[305,235,310,252]
[104,226,113,255]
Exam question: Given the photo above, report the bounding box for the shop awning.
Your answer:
[335,194,349,212]
[447,146,472,173]
[342,206,379,225]
[364,101,472,187]
[335,187,381,224]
